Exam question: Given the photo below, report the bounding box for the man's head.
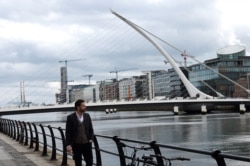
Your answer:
[75,99,86,112]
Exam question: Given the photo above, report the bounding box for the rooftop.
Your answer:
[217,45,245,55]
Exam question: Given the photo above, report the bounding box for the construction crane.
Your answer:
[58,58,85,103]
[181,50,195,67]
[59,58,85,68]
[82,74,93,85]
[164,60,192,67]
[110,67,137,80]
[58,59,86,80]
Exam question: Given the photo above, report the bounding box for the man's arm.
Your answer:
[65,116,73,145]
[88,114,94,141]
[65,115,73,152]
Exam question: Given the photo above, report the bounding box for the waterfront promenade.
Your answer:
[0,133,74,166]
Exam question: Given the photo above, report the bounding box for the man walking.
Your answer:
[66,99,94,166]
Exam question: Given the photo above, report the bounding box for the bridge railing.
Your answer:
[1,118,250,166]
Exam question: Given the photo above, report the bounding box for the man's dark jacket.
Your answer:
[66,112,94,146]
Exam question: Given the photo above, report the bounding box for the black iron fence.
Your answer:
[1,118,250,166]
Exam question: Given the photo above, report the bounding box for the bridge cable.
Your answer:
[117,11,250,95]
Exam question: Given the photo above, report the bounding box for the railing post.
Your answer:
[0,118,2,132]
[27,122,34,149]
[39,124,48,156]
[48,125,57,160]
[22,121,29,146]
[19,121,24,144]
[15,121,20,141]
[112,136,126,166]
[4,119,8,134]
[10,120,15,138]
[58,127,68,166]
[211,150,226,166]
[6,120,9,136]
[1,119,3,133]
[32,123,39,151]
[150,141,164,165]
[9,120,12,138]
[12,120,17,140]
[7,119,12,137]
[2,119,6,134]
[93,135,102,166]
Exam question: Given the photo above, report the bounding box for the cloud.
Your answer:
[0,0,250,106]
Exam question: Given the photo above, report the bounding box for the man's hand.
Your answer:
[66,145,72,153]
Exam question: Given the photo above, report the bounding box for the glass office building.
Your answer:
[153,70,170,97]
[152,68,188,99]
[189,45,250,97]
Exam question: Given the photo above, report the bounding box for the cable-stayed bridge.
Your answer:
[0,97,249,116]
[1,11,250,115]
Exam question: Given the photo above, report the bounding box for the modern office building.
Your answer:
[152,70,170,98]
[56,45,250,103]
[68,84,96,103]
[67,84,88,103]
[189,45,250,98]
[119,76,148,100]
[168,67,189,98]
[142,70,168,100]
[98,79,119,101]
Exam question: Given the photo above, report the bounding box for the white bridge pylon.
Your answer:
[111,10,213,99]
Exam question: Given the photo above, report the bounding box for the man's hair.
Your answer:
[74,99,85,110]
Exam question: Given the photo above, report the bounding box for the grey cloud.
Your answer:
[0,0,249,106]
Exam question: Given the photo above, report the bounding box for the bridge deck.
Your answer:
[0,98,249,115]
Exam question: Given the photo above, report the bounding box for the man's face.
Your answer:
[79,102,86,113]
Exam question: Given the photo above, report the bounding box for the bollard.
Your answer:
[173,106,179,115]
[105,109,109,114]
[201,105,207,115]
[113,108,117,113]
[239,104,246,114]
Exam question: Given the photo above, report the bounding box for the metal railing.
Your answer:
[1,118,250,166]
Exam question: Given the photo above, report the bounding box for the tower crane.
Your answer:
[164,60,192,67]
[58,58,86,81]
[110,67,137,80]
[82,74,93,85]
[59,58,85,68]
[181,50,195,67]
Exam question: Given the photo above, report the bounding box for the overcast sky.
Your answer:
[0,0,250,106]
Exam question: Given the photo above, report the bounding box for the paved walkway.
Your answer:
[0,133,74,166]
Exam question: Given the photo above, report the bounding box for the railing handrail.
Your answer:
[1,118,250,166]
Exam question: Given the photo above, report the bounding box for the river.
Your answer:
[2,110,250,166]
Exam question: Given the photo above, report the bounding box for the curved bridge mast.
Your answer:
[111,10,213,99]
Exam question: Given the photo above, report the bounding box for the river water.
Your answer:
[2,110,250,166]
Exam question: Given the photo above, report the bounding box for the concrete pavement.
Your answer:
[0,133,74,166]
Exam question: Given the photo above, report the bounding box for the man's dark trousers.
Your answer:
[73,143,93,166]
